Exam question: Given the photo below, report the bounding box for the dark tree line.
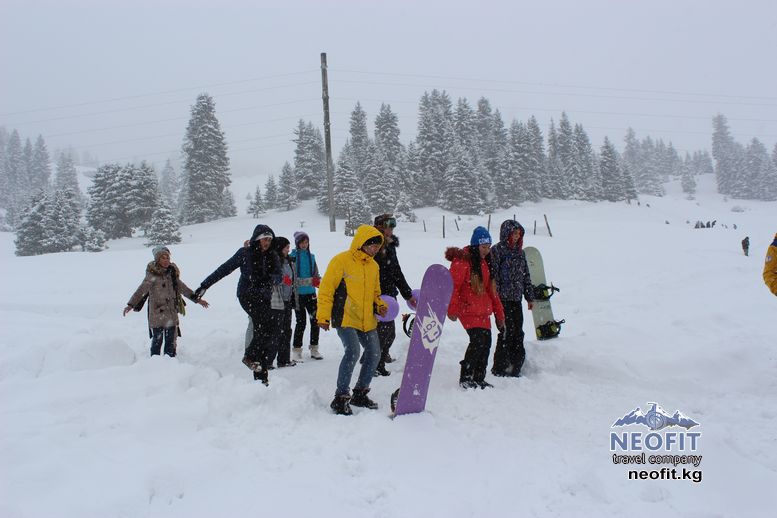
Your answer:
[268,90,725,218]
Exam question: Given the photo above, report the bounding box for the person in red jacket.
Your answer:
[446,226,505,389]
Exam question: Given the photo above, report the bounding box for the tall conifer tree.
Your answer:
[180,93,232,223]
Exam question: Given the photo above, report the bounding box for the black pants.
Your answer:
[492,300,526,376]
[461,328,492,382]
[274,303,293,365]
[293,293,319,348]
[239,295,278,369]
[151,327,177,357]
[376,320,396,370]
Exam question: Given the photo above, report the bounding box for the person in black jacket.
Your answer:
[372,213,417,376]
[194,224,282,384]
[489,220,534,377]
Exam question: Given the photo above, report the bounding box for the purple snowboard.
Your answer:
[393,264,453,417]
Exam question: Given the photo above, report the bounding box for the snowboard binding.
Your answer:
[536,319,565,340]
[532,283,560,301]
[390,388,400,413]
[401,313,415,338]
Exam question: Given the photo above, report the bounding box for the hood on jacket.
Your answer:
[499,219,525,248]
[251,224,275,242]
[445,246,470,262]
[499,219,524,241]
[351,224,384,252]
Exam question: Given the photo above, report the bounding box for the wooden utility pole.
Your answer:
[321,53,335,232]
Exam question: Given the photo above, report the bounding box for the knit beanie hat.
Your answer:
[470,226,492,247]
[152,245,170,261]
[294,231,309,246]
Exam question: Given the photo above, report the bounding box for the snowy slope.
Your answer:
[1,174,775,518]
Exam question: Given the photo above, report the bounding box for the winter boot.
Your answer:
[310,345,323,360]
[374,365,391,377]
[254,368,269,386]
[477,380,494,389]
[330,394,353,416]
[350,387,379,409]
[292,347,304,362]
[459,363,478,389]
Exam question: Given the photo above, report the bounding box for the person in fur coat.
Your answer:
[124,246,209,357]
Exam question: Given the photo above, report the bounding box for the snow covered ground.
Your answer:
[1,174,775,517]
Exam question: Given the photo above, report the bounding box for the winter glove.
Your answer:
[312,277,321,288]
[194,286,206,301]
[496,320,506,333]
[283,275,293,286]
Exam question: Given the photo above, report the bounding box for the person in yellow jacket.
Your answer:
[318,224,388,415]
[764,233,777,296]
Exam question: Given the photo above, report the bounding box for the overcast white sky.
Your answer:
[2,0,776,177]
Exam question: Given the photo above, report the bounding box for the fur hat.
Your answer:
[152,245,170,261]
[294,231,309,246]
[470,226,492,247]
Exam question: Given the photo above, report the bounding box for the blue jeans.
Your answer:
[335,327,380,396]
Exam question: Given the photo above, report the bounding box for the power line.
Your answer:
[330,68,777,103]
[7,84,321,126]
[334,79,777,108]
[0,70,319,117]
[332,96,777,124]
[44,112,326,140]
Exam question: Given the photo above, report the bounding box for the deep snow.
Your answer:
[1,174,775,517]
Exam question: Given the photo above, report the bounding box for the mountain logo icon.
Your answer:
[612,402,699,431]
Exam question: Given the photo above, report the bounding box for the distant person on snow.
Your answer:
[372,213,416,377]
[290,231,323,361]
[195,224,282,385]
[489,220,534,378]
[764,233,777,296]
[124,246,209,357]
[317,225,388,415]
[742,236,750,257]
[446,226,505,389]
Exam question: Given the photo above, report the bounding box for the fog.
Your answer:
[2,0,776,176]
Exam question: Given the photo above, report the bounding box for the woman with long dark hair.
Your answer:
[445,226,505,389]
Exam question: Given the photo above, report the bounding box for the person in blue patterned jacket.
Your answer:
[489,220,534,377]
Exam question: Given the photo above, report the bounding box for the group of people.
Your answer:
[123,214,540,415]
[126,224,775,415]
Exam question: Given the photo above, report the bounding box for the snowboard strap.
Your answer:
[536,319,565,340]
[402,313,415,338]
[532,283,560,301]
